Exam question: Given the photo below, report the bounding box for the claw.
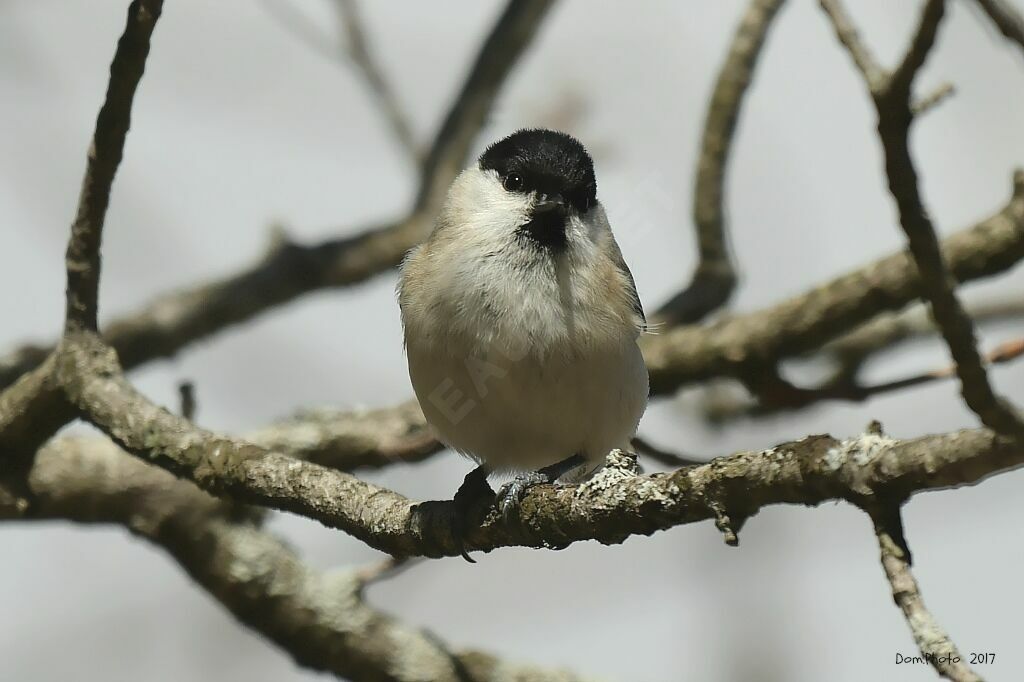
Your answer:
[495,471,549,522]
[451,465,494,562]
[495,453,587,522]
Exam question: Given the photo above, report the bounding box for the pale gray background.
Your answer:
[2,1,1023,681]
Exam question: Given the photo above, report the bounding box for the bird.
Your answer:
[397,128,648,554]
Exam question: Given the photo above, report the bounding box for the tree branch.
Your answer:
[870,505,983,682]
[414,0,556,213]
[885,0,945,100]
[702,334,1024,422]
[656,0,786,325]
[824,298,1024,383]
[259,0,419,159]
[643,170,1024,395]
[0,358,67,457]
[1,437,593,682]
[973,0,1024,60]
[248,400,442,471]
[65,0,163,333]
[819,0,887,88]
[334,0,419,159]
[54,329,1024,559]
[251,399,705,472]
[0,0,164,456]
[822,0,1024,435]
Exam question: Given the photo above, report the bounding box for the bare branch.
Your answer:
[825,297,1024,378]
[89,219,425,366]
[643,170,1024,395]
[630,435,705,468]
[252,402,712,473]
[819,0,887,89]
[2,437,593,682]
[973,0,1024,59]
[870,505,984,682]
[0,358,67,456]
[886,0,946,100]
[64,0,163,333]
[355,555,420,587]
[820,0,955,111]
[415,0,556,213]
[255,404,713,474]
[707,297,1024,422]
[656,0,786,325]
[248,400,441,471]
[911,81,955,115]
[258,0,338,61]
[0,0,164,456]
[54,330,1024,559]
[822,0,1024,435]
[704,334,1024,422]
[259,0,419,158]
[334,0,419,158]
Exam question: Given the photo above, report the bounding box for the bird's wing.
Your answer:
[611,243,647,333]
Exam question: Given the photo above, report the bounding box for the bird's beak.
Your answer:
[533,193,566,214]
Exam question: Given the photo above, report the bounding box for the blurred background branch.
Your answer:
[655,0,786,325]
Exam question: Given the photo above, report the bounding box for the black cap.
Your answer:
[479,129,597,212]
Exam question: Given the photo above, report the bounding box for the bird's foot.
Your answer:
[495,470,550,522]
[495,453,586,522]
[450,465,494,563]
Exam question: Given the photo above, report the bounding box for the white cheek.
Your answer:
[464,173,533,242]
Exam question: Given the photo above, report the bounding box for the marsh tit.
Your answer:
[398,129,648,542]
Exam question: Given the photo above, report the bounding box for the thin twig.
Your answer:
[334,0,419,158]
[704,334,1024,421]
[973,0,1024,60]
[258,0,337,61]
[820,0,954,112]
[355,555,421,587]
[870,505,984,682]
[912,81,955,115]
[819,0,887,88]
[826,298,1024,377]
[415,0,555,213]
[656,0,786,325]
[259,0,419,159]
[178,381,196,421]
[630,435,705,468]
[64,0,163,333]
[886,0,946,99]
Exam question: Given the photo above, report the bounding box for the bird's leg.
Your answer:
[451,464,494,563]
[496,453,586,521]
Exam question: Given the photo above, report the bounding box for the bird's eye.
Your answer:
[502,173,523,192]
